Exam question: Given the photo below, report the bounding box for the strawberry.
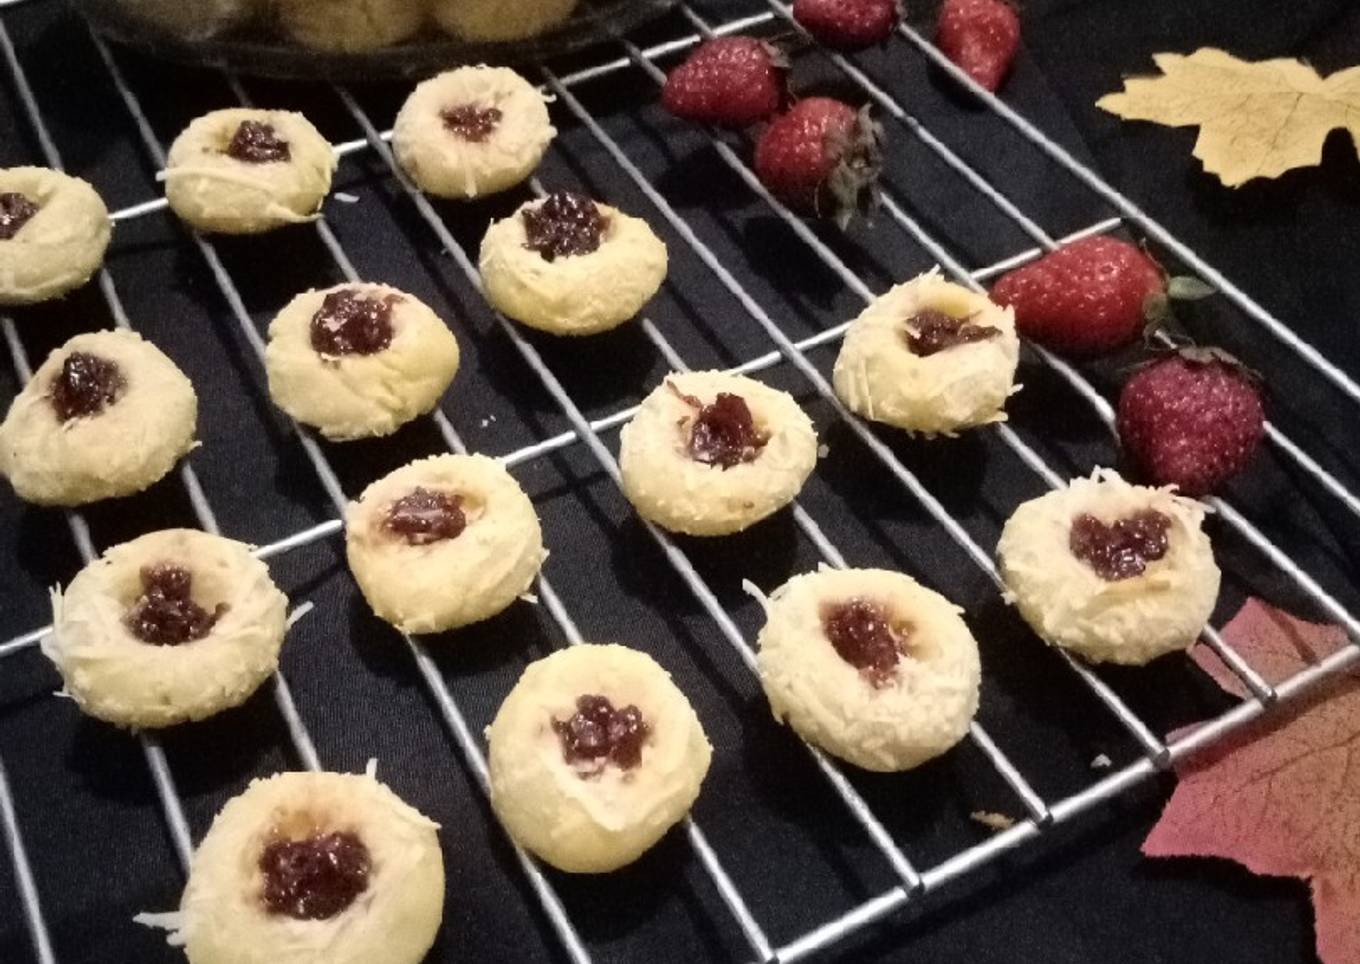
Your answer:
[1117,347,1266,496]
[990,236,1165,356]
[661,37,787,129]
[936,0,1021,93]
[792,0,899,51]
[753,97,883,225]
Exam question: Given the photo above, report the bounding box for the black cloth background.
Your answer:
[1,0,1358,961]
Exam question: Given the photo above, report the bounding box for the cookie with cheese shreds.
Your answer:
[0,166,110,305]
[163,108,334,234]
[138,768,444,964]
[393,66,555,200]
[833,270,1019,436]
[998,468,1220,665]
[265,282,460,442]
[488,644,711,873]
[755,567,981,772]
[345,454,545,635]
[1,330,197,507]
[479,192,667,336]
[619,371,818,536]
[44,529,287,728]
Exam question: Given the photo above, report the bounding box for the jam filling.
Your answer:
[1069,510,1173,581]
[682,390,768,470]
[124,564,225,646]
[903,309,998,357]
[385,487,466,545]
[310,289,397,356]
[49,352,125,422]
[259,831,370,921]
[553,694,649,773]
[821,598,907,687]
[440,104,503,142]
[522,191,607,262]
[0,192,39,240]
[226,120,291,163]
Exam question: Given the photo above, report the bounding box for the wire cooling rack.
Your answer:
[1,1,1358,961]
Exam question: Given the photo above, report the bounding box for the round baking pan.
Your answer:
[75,0,676,80]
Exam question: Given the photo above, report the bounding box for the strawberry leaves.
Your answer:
[821,104,885,227]
[1144,598,1360,963]
[754,97,884,227]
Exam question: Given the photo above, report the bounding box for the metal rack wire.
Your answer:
[1,2,1358,961]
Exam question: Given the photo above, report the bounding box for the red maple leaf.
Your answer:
[1143,598,1359,963]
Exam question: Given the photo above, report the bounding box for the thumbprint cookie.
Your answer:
[139,768,444,964]
[0,330,197,506]
[0,167,110,305]
[488,644,711,873]
[833,270,1020,436]
[997,469,1221,665]
[393,66,556,200]
[345,454,546,634]
[264,282,460,441]
[619,371,817,536]
[479,190,667,336]
[164,109,335,234]
[755,567,981,772]
[43,529,288,728]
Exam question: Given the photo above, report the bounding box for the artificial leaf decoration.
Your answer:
[1143,598,1359,963]
[1098,49,1360,186]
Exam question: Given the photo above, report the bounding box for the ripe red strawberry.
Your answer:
[990,236,1165,356]
[937,0,1020,93]
[793,0,899,51]
[661,37,787,128]
[753,97,883,225]
[1117,348,1266,496]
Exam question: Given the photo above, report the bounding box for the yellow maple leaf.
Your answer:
[1097,48,1360,186]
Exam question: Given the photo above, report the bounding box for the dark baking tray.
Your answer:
[74,0,676,80]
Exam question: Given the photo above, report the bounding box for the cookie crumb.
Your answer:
[970,810,1015,832]
[1091,753,1112,769]
[817,443,830,459]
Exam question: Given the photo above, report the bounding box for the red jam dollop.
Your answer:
[553,694,649,773]
[124,564,225,646]
[226,120,291,163]
[903,309,999,357]
[440,104,503,142]
[687,392,768,469]
[385,488,466,545]
[259,831,370,921]
[310,289,397,356]
[1069,510,1172,581]
[50,352,125,422]
[821,598,907,687]
[522,192,607,262]
[0,192,39,240]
